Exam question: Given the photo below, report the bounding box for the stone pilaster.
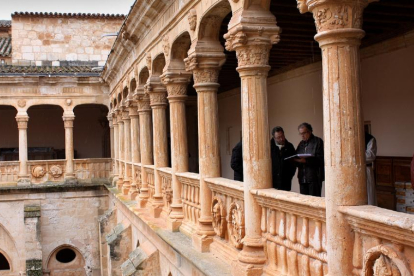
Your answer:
[147,82,167,218]
[63,114,77,184]
[298,0,371,274]
[24,205,42,276]
[161,71,192,231]
[128,106,140,200]
[136,88,153,208]
[116,112,125,190]
[16,114,30,186]
[122,110,132,195]
[224,7,280,275]
[185,52,225,252]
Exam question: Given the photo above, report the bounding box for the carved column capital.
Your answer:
[62,115,75,128]
[184,53,225,86]
[16,115,29,129]
[161,71,191,101]
[122,111,130,121]
[146,82,168,108]
[137,91,151,113]
[128,105,139,117]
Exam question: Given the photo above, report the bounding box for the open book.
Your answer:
[284,153,314,161]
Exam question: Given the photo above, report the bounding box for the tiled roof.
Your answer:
[12,12,125,19]
[0,20,11,28]
[0,37,11,57]
[0,65,103,76]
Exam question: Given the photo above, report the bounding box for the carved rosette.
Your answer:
[49,165,63,178]
[17,99,26,108]
[211,197,226,238]
[31,165,46,179]
[227,202,245,249]
[188,9,197,31]
[362,244,411,276]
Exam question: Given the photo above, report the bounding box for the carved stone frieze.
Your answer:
[32,166,46,178]
[162,35,170,58]
[211,197,226,238]
[228,201,245,249]
[49,165,63,178]
[188,9,197,31]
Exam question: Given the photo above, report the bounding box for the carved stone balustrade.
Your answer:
[74,158,112,181]
[0,161,19,183]
[158,167,173,217]
[133,164,142,191]
[176,172,201,237]
[205,177,245,265]
[144,165,155,202]
[252,189,327,276]
[341,205,414,276]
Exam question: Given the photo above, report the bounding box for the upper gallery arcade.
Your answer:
[0,0,414,275]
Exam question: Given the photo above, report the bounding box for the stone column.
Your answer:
[122,110,132,195]
[112,115,119,185]
[63,114,76,184]
[128,105,140,200]
[185,53,225,252]
[24,205,43,276]
[117,112,125,190]
[136,90,153,208]
[224,10,280,275]
[16,114,30,185]
[161,71,191,231]
[298,0,371,274]
[147,83,168,218]
[108,115,115,159]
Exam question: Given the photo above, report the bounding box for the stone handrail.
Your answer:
[144,165,155,201]
[176,172,200,236]
[251,189,327,276]
[158,167,172,217]
[0,161,19,184]
[205,177,245,254]
[340,205,414,275]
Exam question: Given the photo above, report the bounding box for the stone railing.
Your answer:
[133,163,142,191]
[252,189,327,276]
[158,167,172,217]
[0,161,19,184]
[341,205,414,275]
[144,165,155,201]
[206,177,244,263]
[74,158,112,181]
[28,160,67,184]
[177,172,200,236]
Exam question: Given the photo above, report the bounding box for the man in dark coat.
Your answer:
[230,140,243,181]
[295,122,324,197]
[270,126,296,191]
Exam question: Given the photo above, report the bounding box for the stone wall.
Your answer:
[11,15,124,66]
[0,185,108,275]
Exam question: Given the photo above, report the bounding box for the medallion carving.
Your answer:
[66,99,72,106]
[17,99,26,108]
[49,165,63,178]
[32,165,46,178]
[211,197,226,238]
[362,245,411,276]
[228,201,245,249]
[188,9,197,31]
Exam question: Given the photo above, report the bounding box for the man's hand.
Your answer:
[295,158,306,164]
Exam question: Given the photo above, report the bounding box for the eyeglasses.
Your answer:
[299,131,309,136]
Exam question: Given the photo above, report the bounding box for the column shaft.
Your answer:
[122,112,131,195]
[129,108,140,199]
[63,115,76,183]
[16,115,30,185]
[113,120,119,177]
[117,118,124,189]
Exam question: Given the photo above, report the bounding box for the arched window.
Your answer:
[0,252,10,270]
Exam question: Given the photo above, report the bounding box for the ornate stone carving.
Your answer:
[17,99,26,108]
[66,99,72,106]
[228,201,245,249]
[137,94,151,112]
[149,92,168,106]
[165,84,187,97]
[32,166,46,178]
[362,245,411,276]
[235,45,270,67]
[146,53,152,71]
[162,35,170,58]
[188,9,197,31]
[312,4,364,32]
[49,165,63,178]
[211,197,226,238]
[297,0,308,14]
[16,116,29,129]
[193,69,219,84]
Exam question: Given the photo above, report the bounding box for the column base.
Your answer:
[166,217,182,232]
[128,188,138,200]
[149,197,163,218]
[231,259,264,276]
[121,180,131,195]
[192,233,214,253]
[17,177,31,186]
[135,191,149,209]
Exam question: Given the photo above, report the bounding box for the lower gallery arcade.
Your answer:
[1,0,414,275]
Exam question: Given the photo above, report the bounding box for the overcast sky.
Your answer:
[0,0,135,20]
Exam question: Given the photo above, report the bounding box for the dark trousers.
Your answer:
[299,182,322,197]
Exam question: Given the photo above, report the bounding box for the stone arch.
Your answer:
[0,223,19,273]
[170,32,191,69]
[152,53,166,77]
[139,67,150,86]
[198,0,232,42]
[117,92,122,106]
[46,245,86,276]
[0,105,18,161]
[130,78,137,93]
